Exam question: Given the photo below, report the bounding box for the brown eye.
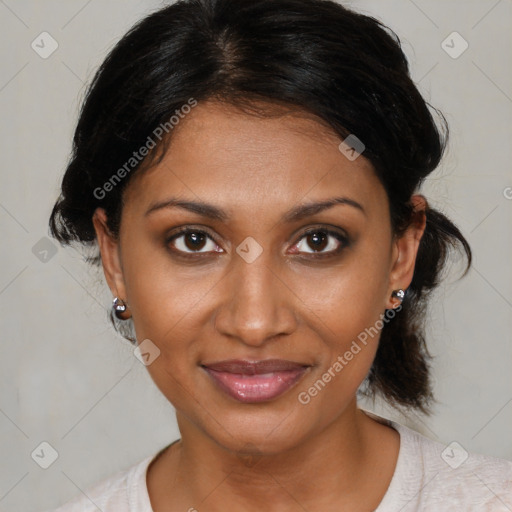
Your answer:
[293,228,348,256]
[305,231,329,252]
[183,232,206,251]
[167,229,222,254]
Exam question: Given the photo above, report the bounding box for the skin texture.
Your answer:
[93,100,427,511]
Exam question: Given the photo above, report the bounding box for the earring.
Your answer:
[112,297,130,320]
[391,289,405,308]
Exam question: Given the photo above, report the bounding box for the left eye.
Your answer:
[292,229,347,255]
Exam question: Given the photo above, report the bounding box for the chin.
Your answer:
[201,402,315,456]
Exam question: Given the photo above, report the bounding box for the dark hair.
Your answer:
[49,0,471,416]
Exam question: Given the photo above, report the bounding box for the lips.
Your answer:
[202,359,310,403]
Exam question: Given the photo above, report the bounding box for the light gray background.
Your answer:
[0,0,511,510]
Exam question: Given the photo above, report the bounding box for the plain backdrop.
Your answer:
[0,0,511,510]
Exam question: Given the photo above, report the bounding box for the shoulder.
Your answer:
[393,421,512,510]
[47,453,155,512]
[363,410,512,511]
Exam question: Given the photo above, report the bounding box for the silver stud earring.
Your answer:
[391,288,405,305]
[112,297,128,319]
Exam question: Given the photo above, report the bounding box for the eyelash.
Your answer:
[165,226,349,260]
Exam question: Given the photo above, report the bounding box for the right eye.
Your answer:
[166,228,223,255]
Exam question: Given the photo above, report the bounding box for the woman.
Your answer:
[47,0,512,510]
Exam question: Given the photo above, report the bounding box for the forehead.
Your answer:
[123,100,387,221]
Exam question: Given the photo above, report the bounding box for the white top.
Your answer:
[47,410,512,511]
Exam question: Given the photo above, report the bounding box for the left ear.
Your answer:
[386,194,427,309]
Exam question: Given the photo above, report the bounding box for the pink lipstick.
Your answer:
[202,359,310,403]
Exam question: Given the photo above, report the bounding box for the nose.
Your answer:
[213,250,299,348]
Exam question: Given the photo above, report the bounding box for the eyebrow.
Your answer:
[144,196,365,222]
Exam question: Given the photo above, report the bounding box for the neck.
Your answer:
[149,401,398,511]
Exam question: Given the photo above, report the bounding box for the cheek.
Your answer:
[295,233,391,399]
[121,232,219,341]
[294,293,386,421]
[119,246,219,398]
[304,231,391,340]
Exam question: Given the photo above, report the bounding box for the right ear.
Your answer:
[92,208,128,303]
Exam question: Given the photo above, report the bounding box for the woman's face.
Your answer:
[94,100,423,455]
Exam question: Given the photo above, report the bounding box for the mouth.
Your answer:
[201,359,311,403]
